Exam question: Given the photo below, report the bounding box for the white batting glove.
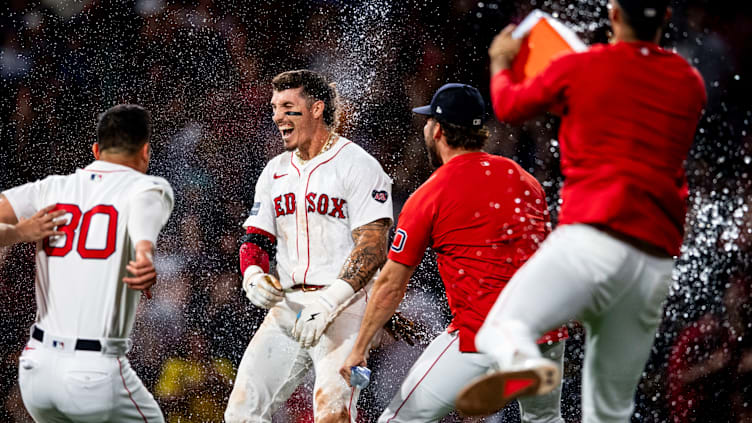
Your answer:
[293,279,355,348]
[242,265,284,309]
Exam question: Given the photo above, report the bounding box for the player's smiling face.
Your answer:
[270,87,318,152]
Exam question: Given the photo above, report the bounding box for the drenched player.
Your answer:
[0,104,174,422]
[225,69,393,423]
[456,0,707,421]
[339,83,568,423]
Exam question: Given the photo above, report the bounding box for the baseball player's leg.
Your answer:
[579,251,672,423]
[517,341,566,423]
[18,346,66,422]
[378,331,493,423]
[110,356,164,422]
[225,306,311,423]
[476,224,633,369]
[310,309,373,423]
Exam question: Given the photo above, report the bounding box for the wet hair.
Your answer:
[438,120,490,150]
[615,0,670,41]
[96,104,151,154]
[272,70,339,128]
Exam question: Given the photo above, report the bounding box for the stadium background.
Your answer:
[1,0,751,421]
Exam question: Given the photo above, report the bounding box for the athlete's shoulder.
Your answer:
[262,151,294,174]
[129,173,174,202]
[335,137,384,169]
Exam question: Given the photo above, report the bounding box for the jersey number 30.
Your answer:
[43,204,118,259]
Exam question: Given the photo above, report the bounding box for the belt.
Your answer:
[32,326,102,352]
[287,283,326,292]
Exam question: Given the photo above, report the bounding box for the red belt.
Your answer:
[287,284,326,292]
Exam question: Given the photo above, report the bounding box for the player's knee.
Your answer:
[314,387,350,423]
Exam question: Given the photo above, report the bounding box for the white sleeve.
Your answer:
[345,154,394,230]
[242,163,277,236]
[127,178,174,245]
[2,179,46,220]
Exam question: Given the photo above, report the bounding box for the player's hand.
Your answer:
[339,350,368,387]
[124,248,157,298]
[489,24,522,74]
[292,279,355,348]
[15,205,65,243]
[292,298,335,348]
[243,265,284,309]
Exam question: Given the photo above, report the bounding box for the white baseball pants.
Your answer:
[225,287,374,423]
[18,331,163,422]
[378,330,564,423]
[476,224,673,423]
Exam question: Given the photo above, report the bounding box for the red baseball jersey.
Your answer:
[389,152,567,352]
[491,41,707,256]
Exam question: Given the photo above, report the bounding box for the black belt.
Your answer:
[32,326,102,352]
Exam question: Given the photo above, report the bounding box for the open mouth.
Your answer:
[280,127,294,139]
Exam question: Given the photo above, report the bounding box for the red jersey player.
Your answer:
[339,83,567,422]
[456,0,707,420]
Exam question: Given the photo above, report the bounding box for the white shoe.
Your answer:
[455,356,560,417]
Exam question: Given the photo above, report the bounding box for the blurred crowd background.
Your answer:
[1,0,751,421]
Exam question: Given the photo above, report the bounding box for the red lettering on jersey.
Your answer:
[43,204,82,257]
[77,205,118,259]
[284,193,296,214]
[306,192,317,212]
[391,228,407,253]
[43,203,119,260]
[317,194,329,215]
[329,198,346,219]
[274,196,285,217]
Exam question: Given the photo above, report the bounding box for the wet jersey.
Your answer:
[243,136,393,288]
[491,41,706,256]
[388,152,567,352]
[2,161,174,340]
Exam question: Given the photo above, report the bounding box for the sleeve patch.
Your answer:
[391,228,407,253]
[372,190,388,203]
[250,202,261,216]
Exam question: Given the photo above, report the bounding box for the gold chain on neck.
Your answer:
[295,132,338,165]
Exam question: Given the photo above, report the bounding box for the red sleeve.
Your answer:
[387,187,434,267]
[239,226,276,274]
[490,52,577,124]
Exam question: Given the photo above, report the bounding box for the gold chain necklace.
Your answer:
[295,132,338,165]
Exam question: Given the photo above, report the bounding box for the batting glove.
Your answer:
[293,279,355,348]
[243,265,284,309]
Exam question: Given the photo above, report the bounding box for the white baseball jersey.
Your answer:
[243,135,393,288]
[2,160,173,340]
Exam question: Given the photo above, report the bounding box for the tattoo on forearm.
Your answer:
[339,218,391,291]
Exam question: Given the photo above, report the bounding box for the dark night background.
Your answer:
[1,0,751,421]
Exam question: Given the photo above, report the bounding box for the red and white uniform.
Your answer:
[477,41,706,423]
[242,135,393,289]
[226,136,393,422]
[381,152,566,423]
[3,160,173,422]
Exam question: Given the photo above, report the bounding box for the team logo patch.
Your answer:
[391,228,407,253]
[372,190,388,203]
[250,202,261,216]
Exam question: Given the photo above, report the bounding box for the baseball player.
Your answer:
[0,104,174,422]
[456,1,707,421]
[224,69,393,423]
[339,83,568,423]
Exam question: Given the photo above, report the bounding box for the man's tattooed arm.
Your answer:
[338,218,392,292]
